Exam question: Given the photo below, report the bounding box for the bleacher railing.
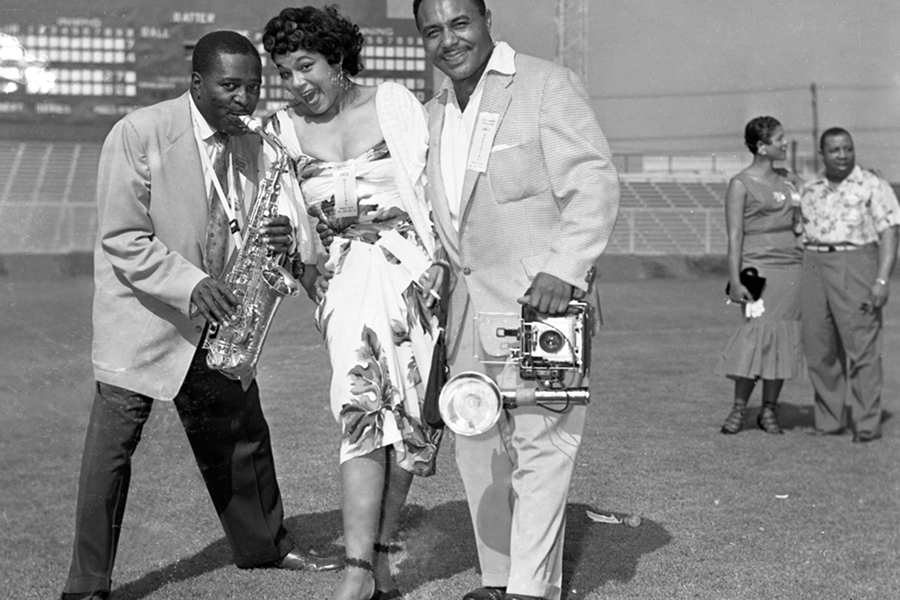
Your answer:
[615,152,820,179]
[0,139,100,254]
[608,207,727,255]
[0,201,97,254]
[1,202,730,256]
[0,141,757,256]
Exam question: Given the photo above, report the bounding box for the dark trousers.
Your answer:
[801,245,884,436]
[62,346,293,595]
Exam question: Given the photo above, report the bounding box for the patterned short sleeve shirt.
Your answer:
[799,165,900,245]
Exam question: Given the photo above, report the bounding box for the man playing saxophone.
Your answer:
[60,30,339,600]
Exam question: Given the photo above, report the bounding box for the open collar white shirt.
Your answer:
[188,94,233,199]
[188,94,248,254]
[439,41,516,231]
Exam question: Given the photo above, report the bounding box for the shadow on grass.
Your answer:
[109,509,344,600]
[744,403,893,432]
[393,500,478,589]
[393,501,672,599]
[562,504,672,599]
[108,499,673,599]
[745,402,815,431]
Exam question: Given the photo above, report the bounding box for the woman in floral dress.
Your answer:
[262,7,445,600]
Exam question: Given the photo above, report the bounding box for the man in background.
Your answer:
[798,127,900,443]
[414,1,620,599]
[60,30,339,600]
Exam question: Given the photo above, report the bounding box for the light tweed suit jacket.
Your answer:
[91,92,263,400]
[426,52,620,356]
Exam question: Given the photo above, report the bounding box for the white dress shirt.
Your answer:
[188,96,246,251]
[439,41,516,231]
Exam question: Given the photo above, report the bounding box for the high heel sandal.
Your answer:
[344,557,376,600]
[372,543,403,600]
[757,405,783,434]
[720,405,746,434]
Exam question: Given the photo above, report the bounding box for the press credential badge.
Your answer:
[466,112,500,173]
[332,164,358,219]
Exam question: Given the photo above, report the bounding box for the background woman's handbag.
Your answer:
[725,267,767,300]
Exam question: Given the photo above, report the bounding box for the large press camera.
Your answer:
[508,301,591,387]
[438,301,591,436]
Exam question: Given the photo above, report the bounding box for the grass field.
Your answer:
[1,274,898,600]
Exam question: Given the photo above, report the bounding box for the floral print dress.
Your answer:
[292,137,442,477]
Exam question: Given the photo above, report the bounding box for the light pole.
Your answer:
[810,82,819,173]
[557,0,588,84]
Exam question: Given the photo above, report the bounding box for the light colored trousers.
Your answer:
[450,302,586,600]
[801,244,884,437]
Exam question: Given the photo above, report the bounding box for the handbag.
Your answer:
[725,267,766,301]
[423,330,448,428]
[423,265,451,429]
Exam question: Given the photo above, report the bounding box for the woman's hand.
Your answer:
[308,204,337,248]
[728,281,753,304]
[419,264,446,309]
[314,273,331,304]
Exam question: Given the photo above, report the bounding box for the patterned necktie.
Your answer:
[205,131,230,279]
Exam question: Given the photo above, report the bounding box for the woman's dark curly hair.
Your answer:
[262,5,364,75]
[744,116,782,155]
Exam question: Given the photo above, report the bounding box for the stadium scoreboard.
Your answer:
[0,0,431,126]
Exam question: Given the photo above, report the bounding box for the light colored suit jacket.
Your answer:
[426,53,620,356]
[91,92,262,400]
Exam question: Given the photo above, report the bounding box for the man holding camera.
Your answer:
[414,1,620,599]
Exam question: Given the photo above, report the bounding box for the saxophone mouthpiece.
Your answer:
[238,115,263,133]
[239,115,287,153]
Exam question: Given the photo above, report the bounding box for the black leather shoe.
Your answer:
[463,587,506,600]
[61,592,109,600]
[852,433,882,443]
[274,548,344,572]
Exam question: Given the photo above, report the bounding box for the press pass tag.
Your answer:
[466,112,500,173]
[332,164,357,219]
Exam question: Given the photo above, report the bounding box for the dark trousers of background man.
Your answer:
[801,243,884,437]
[62,345,293,596]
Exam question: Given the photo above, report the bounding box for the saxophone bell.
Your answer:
[264,263,302,297]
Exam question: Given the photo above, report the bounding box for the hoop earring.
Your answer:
[331,68,352,96]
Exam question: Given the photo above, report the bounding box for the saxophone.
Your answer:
[204,115,301,377]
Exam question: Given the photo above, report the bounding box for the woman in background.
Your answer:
[262,6,445,600]
[715,116,804,434]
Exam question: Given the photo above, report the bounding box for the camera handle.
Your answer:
[501,388,590,409]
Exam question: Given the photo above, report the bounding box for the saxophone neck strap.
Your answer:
[198,131,244,250]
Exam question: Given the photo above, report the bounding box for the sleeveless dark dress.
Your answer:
[715,171,804,380]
